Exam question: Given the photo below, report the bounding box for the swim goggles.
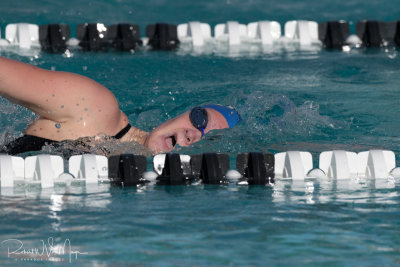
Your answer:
[189,107,208,137]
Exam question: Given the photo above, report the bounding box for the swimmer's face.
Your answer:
[145,108,229,154]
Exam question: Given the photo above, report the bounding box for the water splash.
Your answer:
[238,91,343,139]
[41,136,152,158]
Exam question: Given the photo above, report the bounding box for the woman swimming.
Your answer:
[0,56,240,155]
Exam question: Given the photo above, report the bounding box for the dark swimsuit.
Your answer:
[1,124,132,155]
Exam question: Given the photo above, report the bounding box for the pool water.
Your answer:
[0,0,400,265]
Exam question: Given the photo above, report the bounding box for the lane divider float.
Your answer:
[0,20,399,53]
[1,149,400,189]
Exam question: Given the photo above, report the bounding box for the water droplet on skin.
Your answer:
[55,123,61,129]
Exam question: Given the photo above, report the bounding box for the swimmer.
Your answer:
[0,56,240,155]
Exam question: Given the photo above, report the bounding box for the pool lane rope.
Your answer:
[1,150,400,189]
[0,20,399,53]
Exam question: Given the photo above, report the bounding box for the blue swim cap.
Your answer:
[202,104,241,128]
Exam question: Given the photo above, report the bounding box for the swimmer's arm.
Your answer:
[0,56,119,123]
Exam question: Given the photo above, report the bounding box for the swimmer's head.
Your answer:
[145,105,240,154]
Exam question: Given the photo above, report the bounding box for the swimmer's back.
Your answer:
[0,57,128,141]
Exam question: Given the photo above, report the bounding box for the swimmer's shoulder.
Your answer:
[49,71,121,118]
[35,70,125,136]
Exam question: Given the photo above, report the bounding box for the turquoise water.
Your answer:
[1,0,400,265]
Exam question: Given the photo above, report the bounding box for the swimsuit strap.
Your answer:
[113,123,131,139]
